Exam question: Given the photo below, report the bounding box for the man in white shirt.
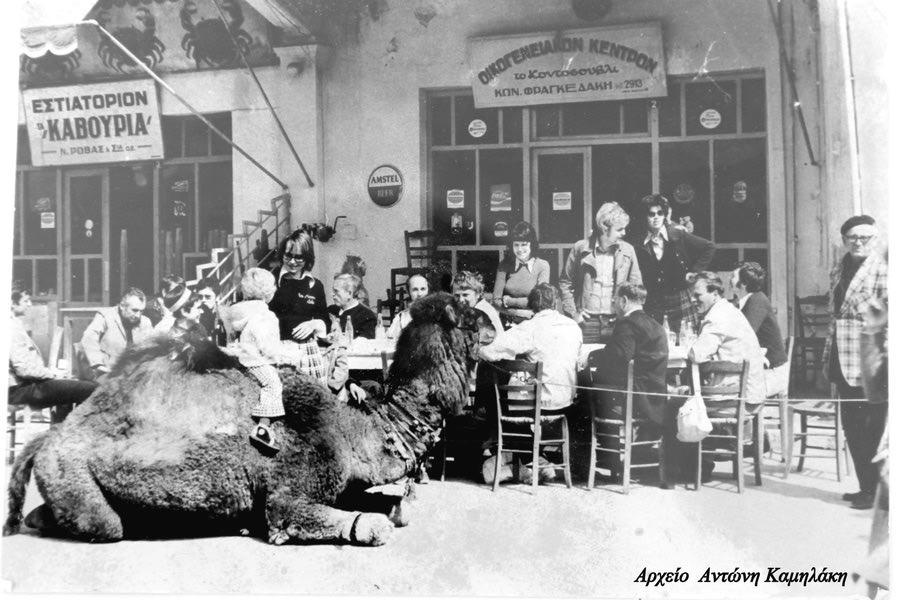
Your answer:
[688,271,766,412]
[479,283,583,411]
[387,274,429,339]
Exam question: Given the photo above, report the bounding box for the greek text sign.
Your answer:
[23,79,163,166]
[469,23,667,108]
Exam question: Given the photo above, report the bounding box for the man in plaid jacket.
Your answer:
[822,215,888,510]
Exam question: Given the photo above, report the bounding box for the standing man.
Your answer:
[823,215,888,510]
[9,282,96,412]
[635,194,714,336]
[81,287,153,378]
[559,202,642,343]
[731,262,789,397]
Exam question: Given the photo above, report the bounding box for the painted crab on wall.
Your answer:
[96,7,166,73]
[20,50,83,82]
[181,0,252,68]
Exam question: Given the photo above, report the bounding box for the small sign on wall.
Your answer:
[367,164,404,207]
[447,189,465,209]
[552,191,572,211]
[699,108,721,129]
[468,119,487,138]
[490,184,511,211]
[40,212,55,229]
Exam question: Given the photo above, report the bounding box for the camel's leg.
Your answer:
[267,495,394,546]
[33,453,124,542]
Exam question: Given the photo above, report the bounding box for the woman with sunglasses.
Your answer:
[267,229,330,386]
[634,194,715,337]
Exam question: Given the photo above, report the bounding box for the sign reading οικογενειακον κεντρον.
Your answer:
[468,22,667,108]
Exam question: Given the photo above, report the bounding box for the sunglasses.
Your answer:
[648,210,665,217]
[283,252,306,263]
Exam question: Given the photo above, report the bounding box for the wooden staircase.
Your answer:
[186,193,292,302]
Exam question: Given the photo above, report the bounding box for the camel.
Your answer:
[4,292,477,546]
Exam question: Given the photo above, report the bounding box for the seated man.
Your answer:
[590,283,680,485]
[687,271,766,481]
[81,288,153,379]
[731,262,789,397]
[478,283,582,483]
[192,277,227,345]
[387,274,429,339]
[452,270,504,343]
[590,283,668,425]
[9,282,96,413]
[688,271,766,407]
[327,274,377,339]
[479,283,583,411]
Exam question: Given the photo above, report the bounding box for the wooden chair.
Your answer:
[489,359,572,492]
[790,386,850,481]
[6,406,53,464]
[762,336,795,478]
[586,358,664,494]
[377,288,406,323]
[794,295,830,391]
[390,230,436,306]
[692,360,762,493]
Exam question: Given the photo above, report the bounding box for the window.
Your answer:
[12,112,233,303]
[426,74,767,286]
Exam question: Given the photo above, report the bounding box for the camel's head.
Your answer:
[388,292,479,415]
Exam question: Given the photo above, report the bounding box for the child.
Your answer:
[224,268,291,453]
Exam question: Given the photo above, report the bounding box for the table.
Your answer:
[347,338,396,371]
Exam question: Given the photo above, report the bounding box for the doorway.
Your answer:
[63,169,109,306]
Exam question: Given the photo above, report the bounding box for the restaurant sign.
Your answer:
[22,79,163,166]
[468,23,667,108]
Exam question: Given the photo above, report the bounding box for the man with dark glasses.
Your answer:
[634,194,715,339]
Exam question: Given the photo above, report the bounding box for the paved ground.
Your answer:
[1,451,878,598]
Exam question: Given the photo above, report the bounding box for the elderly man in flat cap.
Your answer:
[823,214,888,510]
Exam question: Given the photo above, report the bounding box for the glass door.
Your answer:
[532,148,590,244]
[63,168,109,306]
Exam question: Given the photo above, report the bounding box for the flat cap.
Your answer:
[840,214,875,236]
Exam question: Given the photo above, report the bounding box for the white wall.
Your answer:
[315,0,785,310]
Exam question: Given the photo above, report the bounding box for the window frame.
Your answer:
[424,72,768,283]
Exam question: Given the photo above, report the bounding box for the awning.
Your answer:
[19,0,98,57]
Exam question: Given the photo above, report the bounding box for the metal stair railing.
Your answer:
[187,193,291,303]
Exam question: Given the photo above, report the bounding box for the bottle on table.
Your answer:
[345,318,354,343]
[663,315,677,348]
[375,313,386,340]
[679,317,695,347]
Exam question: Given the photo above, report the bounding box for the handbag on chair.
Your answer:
[676,392,712,443]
